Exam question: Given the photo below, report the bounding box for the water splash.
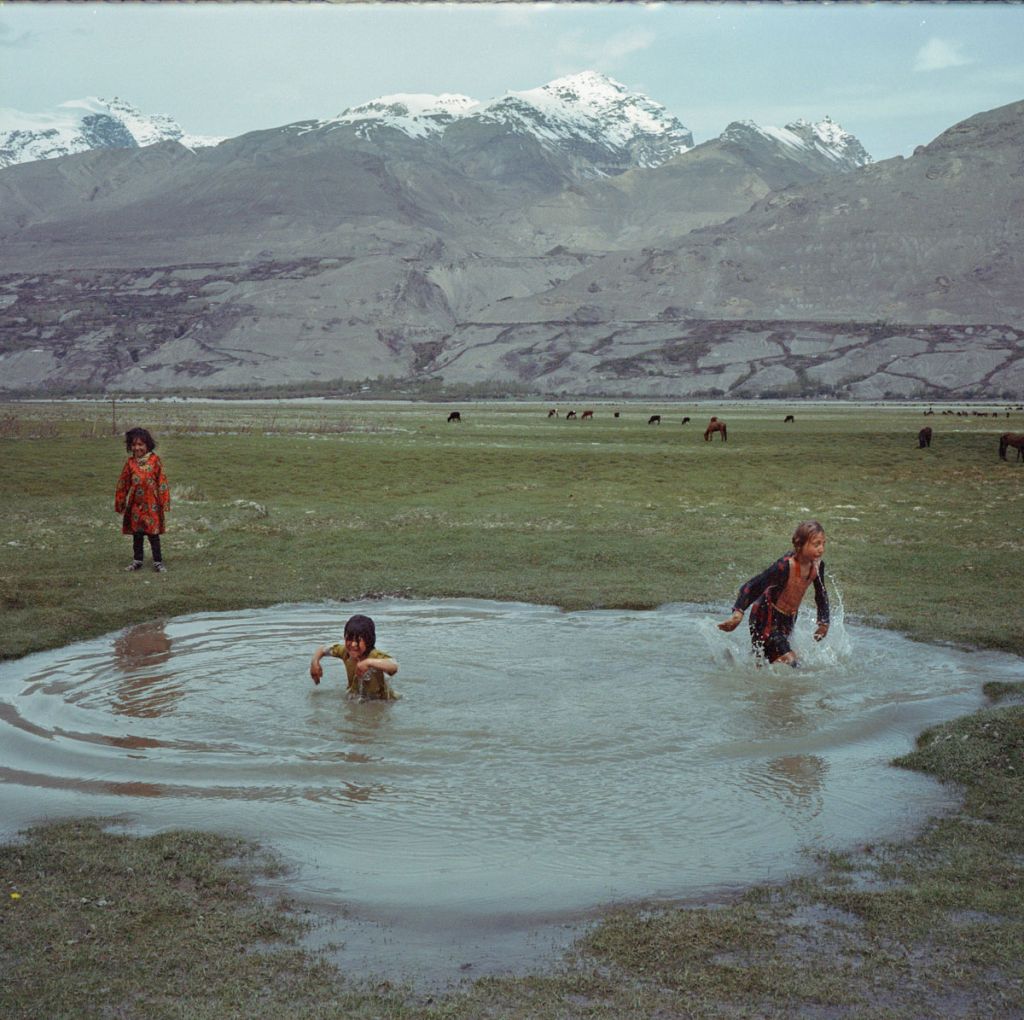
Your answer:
[700,580,853,672]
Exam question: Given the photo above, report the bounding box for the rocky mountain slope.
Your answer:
[493,99,1024,325]
[0,77,1019,398]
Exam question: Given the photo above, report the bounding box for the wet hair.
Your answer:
[124,427,156,453]
[792,520,825,552]
[344,614,376,651]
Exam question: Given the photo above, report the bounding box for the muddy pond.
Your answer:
[2,597,1021,984]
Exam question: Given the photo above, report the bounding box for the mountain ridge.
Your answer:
[2,73,865,175]
[0,84,1019,399]
[0,96,223,169]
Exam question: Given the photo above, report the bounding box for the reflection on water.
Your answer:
[1,597,1021,982]
[765,754,827,807]
[112,621,179,720]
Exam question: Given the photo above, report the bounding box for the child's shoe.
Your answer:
[125,561,143,572]
[154,562,167,573]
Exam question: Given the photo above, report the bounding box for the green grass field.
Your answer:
[1,399,1022,658]
[1,398,1022,1018]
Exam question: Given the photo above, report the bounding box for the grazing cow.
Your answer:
[547,409,558,418]
[566,410,577,420]
[447,411,462,423]
[613,411,620,418]
[999,433,1024,461]
[784,415,795,423]
[924,408,934,416]
[704,416,727,441]
[918,426,933,448]
[648,414,661,425]
[581,410,594,420]
[681,416,691,425]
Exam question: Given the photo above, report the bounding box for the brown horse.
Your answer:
[581,410,594,420]
[704,416,727,441]
[999,433,1024,461]
[918,426,932,448]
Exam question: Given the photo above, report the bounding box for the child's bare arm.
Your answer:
[309,645,329,684]
[718,609,744,632]
[357,656,398,676]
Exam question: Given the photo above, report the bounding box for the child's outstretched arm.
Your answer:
[718,556,787,632]
[718,609,744,632]
[812,560,830,642]
[309,645,330,684]
[357,655,398,676]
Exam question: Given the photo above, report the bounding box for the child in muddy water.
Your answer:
[309,614,399,700]
[718,521,830,667]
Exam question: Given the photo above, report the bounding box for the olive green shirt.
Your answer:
[325,644,397,700]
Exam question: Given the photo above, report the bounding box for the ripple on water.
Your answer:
[2,598,1021,979]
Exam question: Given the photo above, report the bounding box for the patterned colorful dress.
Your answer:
[115,454,170,535]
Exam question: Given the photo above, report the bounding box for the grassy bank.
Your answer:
[2,399,1022,1017]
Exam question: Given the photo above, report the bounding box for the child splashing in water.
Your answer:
[718,521,830,666]
[309,614,399,700]
[115,427,170,573]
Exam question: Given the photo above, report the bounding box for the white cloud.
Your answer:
[494,4,559,29]
[0,20,37,48]
[914,37,971,73]
[556,27,658,70]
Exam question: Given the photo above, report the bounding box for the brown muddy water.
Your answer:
[2,598,1022,985]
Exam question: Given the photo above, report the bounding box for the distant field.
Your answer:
[1,398,1021,659]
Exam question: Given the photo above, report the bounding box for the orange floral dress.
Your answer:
[115,454,170,535]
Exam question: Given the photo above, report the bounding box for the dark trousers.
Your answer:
[132,532,163,563]
[748,596,796,663]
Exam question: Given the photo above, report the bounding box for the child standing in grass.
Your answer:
[718,521,830,666]
[115,427,170,573]
[309,614,399,700]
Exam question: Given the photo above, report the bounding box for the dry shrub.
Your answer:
[173,484,207,503]
[1,415,60,439]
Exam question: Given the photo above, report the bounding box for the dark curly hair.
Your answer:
[124,427,156,453]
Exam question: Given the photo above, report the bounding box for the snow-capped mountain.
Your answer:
[0,77,873,186]
[315,71,695,174]
[0,97,223,169]
[720,116,872,172]
[315,92,480,140]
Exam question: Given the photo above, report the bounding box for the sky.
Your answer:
[2,2,1023,161]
